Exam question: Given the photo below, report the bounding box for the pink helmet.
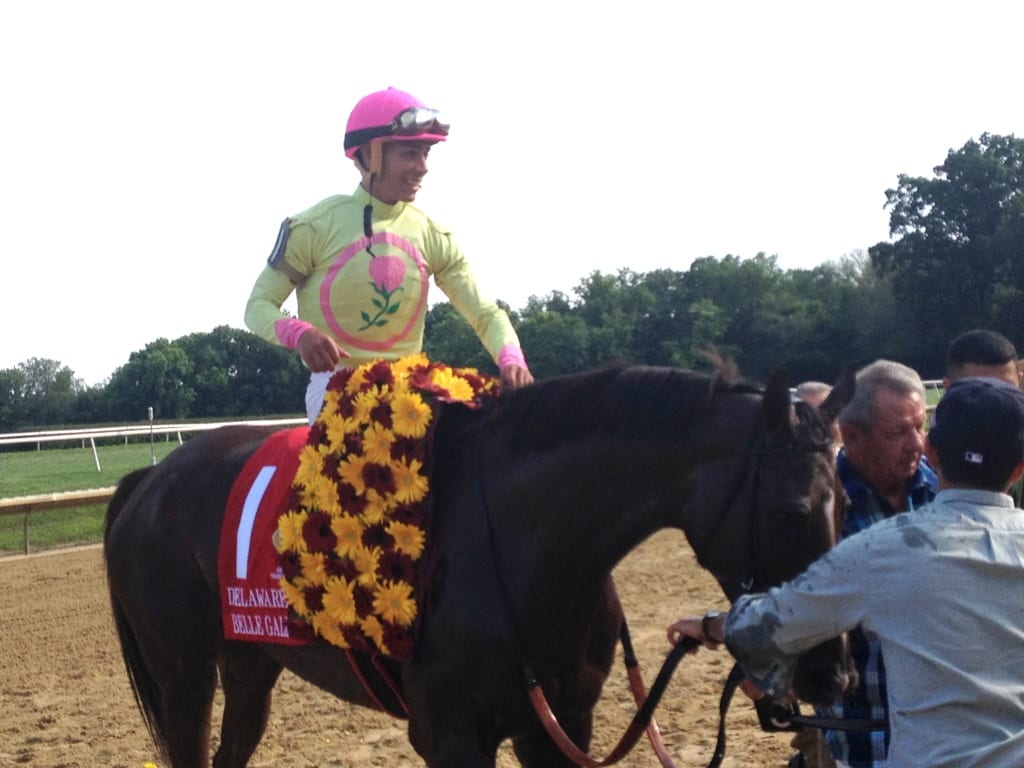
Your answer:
[344,87,449,159]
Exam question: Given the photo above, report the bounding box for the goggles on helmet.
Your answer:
[344,107,449,152]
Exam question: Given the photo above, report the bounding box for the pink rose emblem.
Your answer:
[368,255,407,293]
[360,255,407,330]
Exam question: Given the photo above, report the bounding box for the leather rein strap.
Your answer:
[526,628,695,767]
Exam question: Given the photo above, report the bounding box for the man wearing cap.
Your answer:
[943,329,1024,506]
[667,377,1024,767]
[245,86,533,422]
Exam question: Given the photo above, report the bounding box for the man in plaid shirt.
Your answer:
[818,360,937,768]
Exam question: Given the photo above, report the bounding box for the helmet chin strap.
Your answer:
[362,141,384,258]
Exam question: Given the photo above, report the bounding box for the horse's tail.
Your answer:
[103,467,171,761]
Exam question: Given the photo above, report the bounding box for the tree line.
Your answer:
[3,133,1021,432]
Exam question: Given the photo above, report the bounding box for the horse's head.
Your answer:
[754,368,857,705]
[689,366,856,706]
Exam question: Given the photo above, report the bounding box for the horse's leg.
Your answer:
[153,653,219,768]
[513,577,621,768]
[408,714,501,768]
[511,713,593,768]
[211,644,283,768]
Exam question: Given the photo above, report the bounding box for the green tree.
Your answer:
[0,367,28,431]
[0,358,83,427]
[105,339,195,420]
[869,133,1024,371]
[176,326,308,417]
[422,302,497,372]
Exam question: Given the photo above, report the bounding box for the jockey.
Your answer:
[245,86,533,423]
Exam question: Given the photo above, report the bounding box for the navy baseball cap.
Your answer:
[929,377,1024,488]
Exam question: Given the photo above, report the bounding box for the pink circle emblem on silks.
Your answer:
[320,231,429,351]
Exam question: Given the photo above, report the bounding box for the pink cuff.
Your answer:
[274,318,316,349]
[498,343,528,370]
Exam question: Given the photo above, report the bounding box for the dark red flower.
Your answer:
[362,462,396,496]
[324,556,359,580]
[302,510,337,554]
[354,587,374,618]
[343,432,363,456]
[378,550,416,584]
[279,550,303,581]
[337,395,356,419]
[390,435,426,464]
[361,523,391,550]
[303,585,325,613]
[382,621,415,659]
[328,369,354,393]
[390,503,424,528]
[364,360,396,390]
[408,369,445,398]
[337,483,368,516]
[322,452,342,479]
[370,401,393,428]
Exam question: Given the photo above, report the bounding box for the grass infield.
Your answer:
[0,440,181,555]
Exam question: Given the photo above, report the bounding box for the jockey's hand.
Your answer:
[500,364,534,390]
[297,328,350,372]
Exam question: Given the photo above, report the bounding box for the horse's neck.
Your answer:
[487,391,758,581]
[486,435,696,630]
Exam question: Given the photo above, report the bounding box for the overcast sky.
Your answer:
[2,1,1020,386]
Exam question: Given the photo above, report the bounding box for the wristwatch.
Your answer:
[701,611,724,643]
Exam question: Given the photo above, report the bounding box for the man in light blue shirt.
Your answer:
[671,377,1024,768]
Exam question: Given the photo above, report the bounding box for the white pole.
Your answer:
[148,406,156,466]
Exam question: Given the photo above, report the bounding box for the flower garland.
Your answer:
[276,353,499,659]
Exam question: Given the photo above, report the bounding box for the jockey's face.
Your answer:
[366,141,433,205]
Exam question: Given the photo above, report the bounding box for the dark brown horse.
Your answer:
[104,364,851,768]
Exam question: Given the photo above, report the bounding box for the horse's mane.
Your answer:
[486,363,763,451]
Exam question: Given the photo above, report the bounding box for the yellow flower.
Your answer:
[391,391,432,438]
[352,388,382,423]
[363,421,395,465]
[276,509,310,553]
[387,520,425,560]
[311,611,349,647]
[391,458,429,504]
[298,472,340,515]
[331,514,363,557]
[338,454,367,494]
[360,614,386,651]
[280,578,309,616]
[428,366,475,401]
[299,551,329,587]
[322,576,357,625]
[324,411,358,452]
[321,388,341,416]
[293,445,326,489]
[361,489,388,525]
[373,580,418,627]
[351,546,381,586]
[392,353,429,377]
[344,364,370,395]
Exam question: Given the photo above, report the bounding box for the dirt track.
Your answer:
[0,532,797,767]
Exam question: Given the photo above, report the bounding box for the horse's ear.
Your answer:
[763,368,795,440]
[818,365,856,424]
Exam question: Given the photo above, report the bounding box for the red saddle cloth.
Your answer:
[218,427,312,646]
